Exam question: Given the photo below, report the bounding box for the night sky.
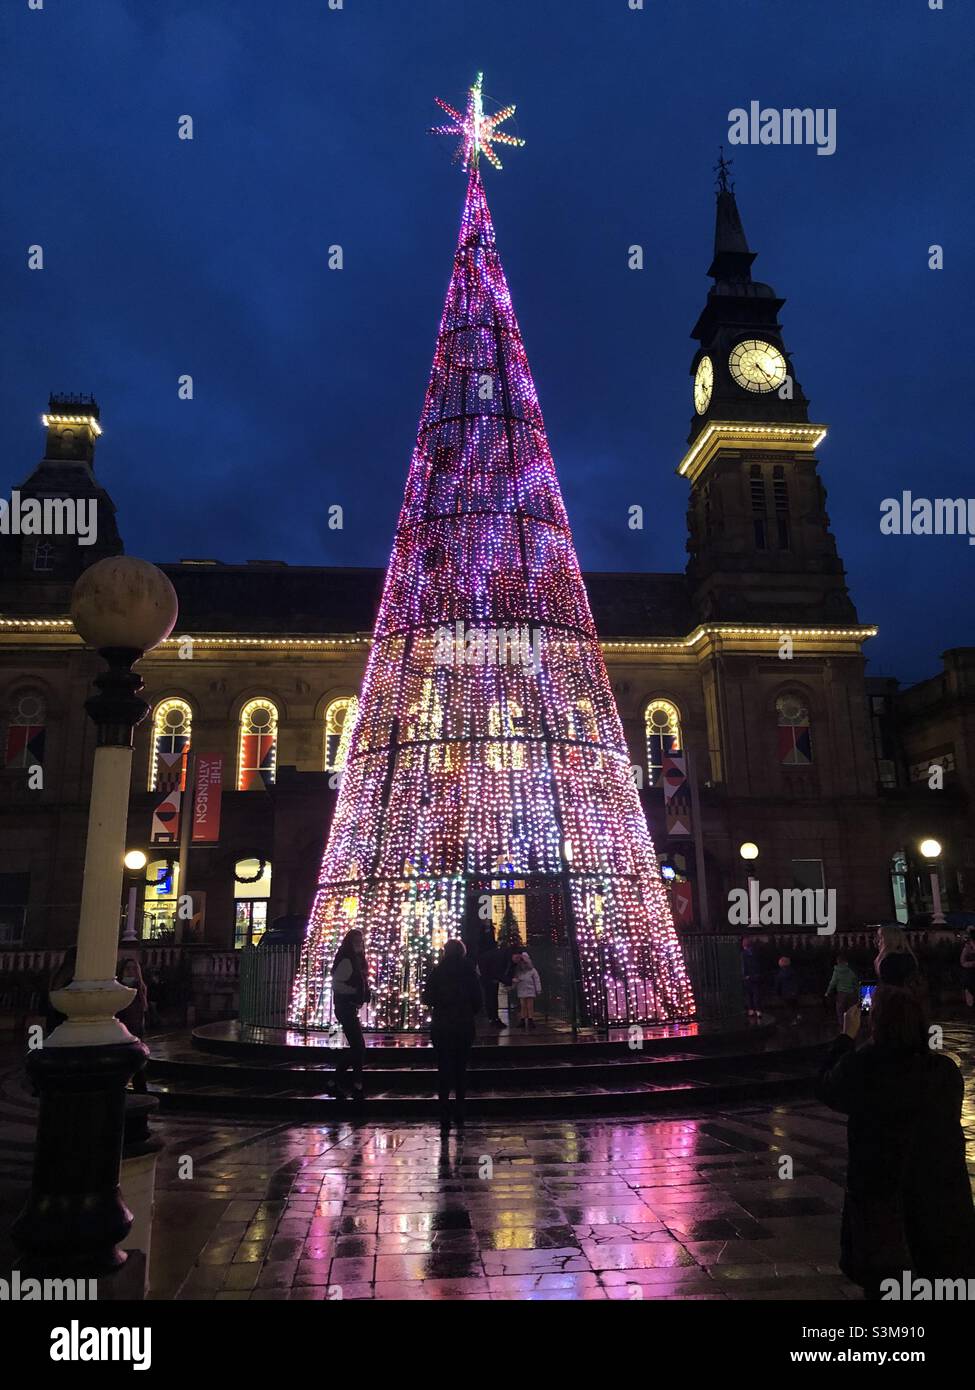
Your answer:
[3,0,972,683]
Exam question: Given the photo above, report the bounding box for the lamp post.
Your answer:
[919,838,946,927]
[12,556,177,1275]
[122,848,148,943]
[739,842,760,928]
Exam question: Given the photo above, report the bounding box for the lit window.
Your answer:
[149,698,192,791]
[4,691,46,771]
[644,699,681,787]
[144,859,178,941]
[324,696,359,773]
[234,857,272,949]
[238,699,278,789]
[487,699,526,770]
[776,694,813,766]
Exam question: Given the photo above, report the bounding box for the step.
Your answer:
[148,1062,814,1118]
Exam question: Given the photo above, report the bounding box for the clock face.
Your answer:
[729,339,787,393]
[693,355,714,415]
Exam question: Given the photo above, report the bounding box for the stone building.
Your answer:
[1,186,971,953]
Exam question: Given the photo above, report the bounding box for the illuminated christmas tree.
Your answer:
[291,75,694,1030]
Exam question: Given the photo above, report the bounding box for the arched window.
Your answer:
[4,690,46,770]
[234,857,272,948]
[149,698,192,791]
[644,698,681,787]
[776,693,813,766]
[324,696,358,773]
[238,699,278,789]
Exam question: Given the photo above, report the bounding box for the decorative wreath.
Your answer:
[234,858,268,885]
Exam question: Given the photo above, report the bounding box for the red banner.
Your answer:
[672,880,694,929]
[192,755,224,843]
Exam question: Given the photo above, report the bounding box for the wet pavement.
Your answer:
[1,1021,973,1301]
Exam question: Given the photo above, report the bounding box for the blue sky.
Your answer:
[2,0,973,682]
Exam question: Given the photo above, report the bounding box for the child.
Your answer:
[775,955,801,1025]
[824,951,859,1028]
[512,951,542,1030]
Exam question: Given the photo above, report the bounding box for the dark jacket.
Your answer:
[741,945,763,980]
[816,1034,975,1286]
[477,944,516,987]
[423,959,482,1043]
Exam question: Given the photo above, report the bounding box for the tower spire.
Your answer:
[708,149,756,281]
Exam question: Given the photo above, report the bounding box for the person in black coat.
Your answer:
[422,938,482,1127]
[816,954,975,1298]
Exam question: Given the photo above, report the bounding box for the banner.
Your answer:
[154,749,185,794]
[662,752,693,837]
[192,755,224,843]
[672,879,694,929]
[150,788,181,845]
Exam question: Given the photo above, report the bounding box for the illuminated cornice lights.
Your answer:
[431,71,525,171]
[677,421,827,481]
[42,413,102,436]
[0,617,878,650]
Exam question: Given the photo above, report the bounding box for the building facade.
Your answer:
[1,187,972,952]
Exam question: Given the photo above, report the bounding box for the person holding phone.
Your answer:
[816,954,975,1297]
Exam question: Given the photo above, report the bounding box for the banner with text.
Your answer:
[192,755,224,843]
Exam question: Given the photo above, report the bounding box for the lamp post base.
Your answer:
[12,1039,149,1276]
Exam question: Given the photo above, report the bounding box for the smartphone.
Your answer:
[859,984,876,1013]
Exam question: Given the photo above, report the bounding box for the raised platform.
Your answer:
[146,1014,833,1117]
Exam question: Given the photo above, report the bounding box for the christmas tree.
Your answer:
[291,75,694,1030]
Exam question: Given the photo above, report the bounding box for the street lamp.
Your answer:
[739,842,760,928]
[13,556,177,1275]
[920,838,946,926]
[122,849,149,942]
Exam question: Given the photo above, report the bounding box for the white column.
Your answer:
[48,745,136,1048]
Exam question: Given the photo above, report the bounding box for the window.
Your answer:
[234,857,272,949]
[4,691,46,771]
[143,859,179,940]
[4,691,46,777]
[751,465,768,550]
[33,542,55,572]
[890,850,909,925]
[238,699,278,789]
[324,696,358,773]
[644,699,682,787]
[772,466,790,549]
[149,698,191,791]
[776,694,813,766]
[487,699,526,770]
[0,872,29,945]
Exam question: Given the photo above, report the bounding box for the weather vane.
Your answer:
[714,145,734,193]
[431,72,525,171]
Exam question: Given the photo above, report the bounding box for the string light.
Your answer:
[431,71,525,172]
[290,145,695,1031]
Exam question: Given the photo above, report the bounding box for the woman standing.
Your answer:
[873,924,916,977]
[512,951,542,1030]
[816,959,975,1298]
[422,939,482,1127]
[330,928,370,1104]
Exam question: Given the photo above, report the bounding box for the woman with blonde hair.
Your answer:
[873,924,916,978]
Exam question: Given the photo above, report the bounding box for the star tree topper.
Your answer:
[431,71,525,171]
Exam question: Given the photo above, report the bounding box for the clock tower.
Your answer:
[678,156,856,626]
